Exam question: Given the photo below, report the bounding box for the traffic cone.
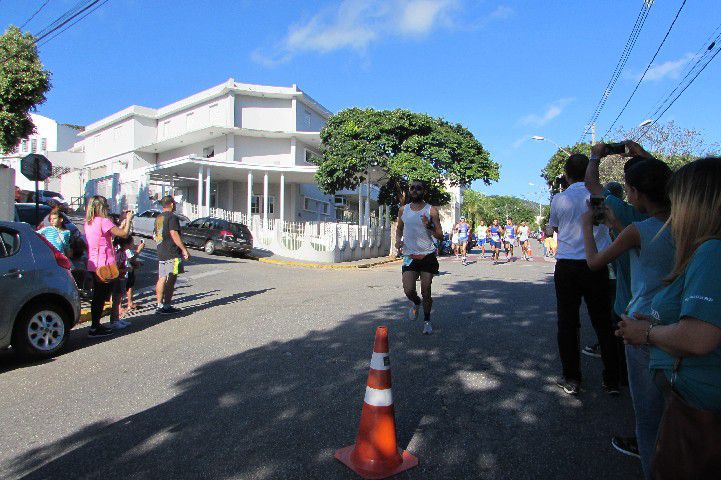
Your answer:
[335,326,418,479]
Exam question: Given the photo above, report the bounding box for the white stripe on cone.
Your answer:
[370,352,390,371]
[364,386,393,407]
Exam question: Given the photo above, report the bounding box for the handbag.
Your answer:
[94,239,119,283]
[651,359,721,480]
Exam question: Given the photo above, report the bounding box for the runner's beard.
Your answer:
[409,190,424,202]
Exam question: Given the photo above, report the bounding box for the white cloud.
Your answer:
[252,1,510,66]
[642,52,697,82]
[517,98,574,127]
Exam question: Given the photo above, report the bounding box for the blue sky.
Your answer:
[2,0,720,199]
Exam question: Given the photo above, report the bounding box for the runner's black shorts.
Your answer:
[402,253,439,275]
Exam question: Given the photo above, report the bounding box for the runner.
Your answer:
[396,180,444,335]
[476,220,488,257]
[489,219,503,262]
[503,217,517,260]
[518,221,531,261]
[451,223,460,258]
[457,216,470,265]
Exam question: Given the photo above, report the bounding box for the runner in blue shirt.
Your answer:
[488,219,503,262]
[457,216,470,265]
[503,217,517,261]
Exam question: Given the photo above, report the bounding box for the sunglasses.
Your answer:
[409,185,424,191]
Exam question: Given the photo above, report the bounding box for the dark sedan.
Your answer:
[182,217,253,256]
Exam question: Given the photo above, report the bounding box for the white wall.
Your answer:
[235,96,294,131]
[0,167,14,221]
[56,124,82,151]
[157,95,232,142]
[83,118,135,161]
[133,116,157,148]
[237,137,291,166]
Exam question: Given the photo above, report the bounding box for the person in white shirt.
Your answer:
[517,221,530,261]
[549,153,619,396]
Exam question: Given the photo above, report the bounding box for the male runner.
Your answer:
[476,220,488,257]
[503,217,517,260]
[518,221,531,261]
[488,219,503,262]
[396,180,444,335]
[457,216,470,265]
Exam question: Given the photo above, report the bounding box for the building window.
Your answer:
[203,146,215,158]
[30,139,37,153]
[303,106,312,128]
[21,139,27,152]
[252,195,274,214]
[305,149,320,164]
[322,203,329,215]
[40,138,47,151]
[303,197,311,211]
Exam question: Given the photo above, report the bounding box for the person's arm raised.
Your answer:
[585,143,608,196]
[110,212,134,238]
[582,209,639,270]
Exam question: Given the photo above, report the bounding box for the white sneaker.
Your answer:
[423,321,433,335]
[118,319,131,328]
[108,321,128,330]
[408,304,419,321]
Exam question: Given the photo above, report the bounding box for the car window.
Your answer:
[0,229,21,258]
[201,220,213,229]
[15,205,51,225]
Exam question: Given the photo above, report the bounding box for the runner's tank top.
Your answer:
[401,203,436,255]
[458,222,469,238]
[490,226,501,241]
[505,224,516,239]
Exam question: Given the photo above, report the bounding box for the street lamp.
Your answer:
[531,136,571,156]
[639,119,653,127]
[636,119,654,141]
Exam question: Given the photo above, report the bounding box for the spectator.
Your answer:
[549,153,618,396]
[584,149,674,478]
[37,206,71,256]
[617,157,721,478]
[84,195,133,337]
[154,195,190,315]
[123,237,145,311]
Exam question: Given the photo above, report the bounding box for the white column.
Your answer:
[364,176,371,226]
[247,171,253,227]
[263,171,269,229]
[227,180,234,211]
[358,186,363,226]
[205,167,211,216]
[378,205,383,228]
[279,173,285,223]
[197,165,203,212]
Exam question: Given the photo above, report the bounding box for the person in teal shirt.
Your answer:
[37,208,71,255]
[617,157,721,474]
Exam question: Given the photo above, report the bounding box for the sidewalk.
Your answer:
[250,251,400,269]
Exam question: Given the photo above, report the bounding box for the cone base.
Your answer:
[334,444,419,479]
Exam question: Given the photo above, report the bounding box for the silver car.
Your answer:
[132,209,189,237]
[0,221,80,358]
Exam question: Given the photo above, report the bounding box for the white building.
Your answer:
[69,79,389,262]
[0,113,83,192]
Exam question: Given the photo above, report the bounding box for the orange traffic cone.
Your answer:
[335,326,418,479]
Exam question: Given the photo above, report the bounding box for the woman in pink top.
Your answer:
[84,196,133,337]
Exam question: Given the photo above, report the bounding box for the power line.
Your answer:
[20,0,52,30]
[576,0,654,144]
[603,0,687,137]
[38,0,111,47]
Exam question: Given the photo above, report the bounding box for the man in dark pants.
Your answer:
[549,154,619,396]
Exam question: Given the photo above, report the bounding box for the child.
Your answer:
[123,236,145,311]
[109,237,130,329]
[37,206,71,256]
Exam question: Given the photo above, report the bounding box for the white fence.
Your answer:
[179,202,391,263]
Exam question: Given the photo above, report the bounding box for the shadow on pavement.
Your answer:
[2,277,640,479]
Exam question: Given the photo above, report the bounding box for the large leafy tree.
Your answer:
[315,108,498,217]
[0,26,51,154]
[541,121,720,194]
[461,189,540,226]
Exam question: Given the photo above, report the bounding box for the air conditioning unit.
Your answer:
[334,196,347,207]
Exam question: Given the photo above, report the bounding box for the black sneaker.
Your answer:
[611,436,640,459]
[88,325,114,337]
[160,305,181,315]
[603,383,620,396]
[556,379,580,396]
[582,343,601,358]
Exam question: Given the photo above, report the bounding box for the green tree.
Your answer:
[315,108,499,217]
[461,190,538,226]
[0,26,51,154]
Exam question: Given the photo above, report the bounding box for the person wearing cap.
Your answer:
[457,216,471,265]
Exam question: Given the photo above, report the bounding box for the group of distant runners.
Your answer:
[450,217,533,263]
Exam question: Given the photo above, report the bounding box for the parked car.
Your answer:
[132,209,189,237]
[24,190,69,208]
[182,217,253,256]
[0,221,81,358]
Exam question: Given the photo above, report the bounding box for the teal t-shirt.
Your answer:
[650,239,721,411]
[37,226,71,254]
[627,218,675,316]
[604,193,647,316]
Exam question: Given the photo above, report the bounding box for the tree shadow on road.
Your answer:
[2,277,640,480]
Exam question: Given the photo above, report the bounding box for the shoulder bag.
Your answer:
[94,236,119,283]
[651,359,721,480]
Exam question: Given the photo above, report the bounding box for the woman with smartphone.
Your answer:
[616,157,721,477]
[582,156,673,479]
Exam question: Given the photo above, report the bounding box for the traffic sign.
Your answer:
[20,154,52,181]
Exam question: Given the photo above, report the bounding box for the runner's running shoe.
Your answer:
[408,304,419,321]
[422,321,433,335]
[611,436,640,459]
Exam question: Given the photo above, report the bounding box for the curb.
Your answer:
[78,303,111,325]
[250,256,401,270]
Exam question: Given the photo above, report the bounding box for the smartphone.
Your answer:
[590,195,606,226]
[606,142,626,155]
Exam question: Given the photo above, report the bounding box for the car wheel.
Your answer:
[204,240,216,255]
[12,301,70,359]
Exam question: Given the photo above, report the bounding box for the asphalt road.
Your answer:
[0,242,641,479]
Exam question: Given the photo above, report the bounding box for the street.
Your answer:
[0,244,640,479]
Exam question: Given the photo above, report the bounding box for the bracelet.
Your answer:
[644,323,656,345]
[590,156,601,162]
